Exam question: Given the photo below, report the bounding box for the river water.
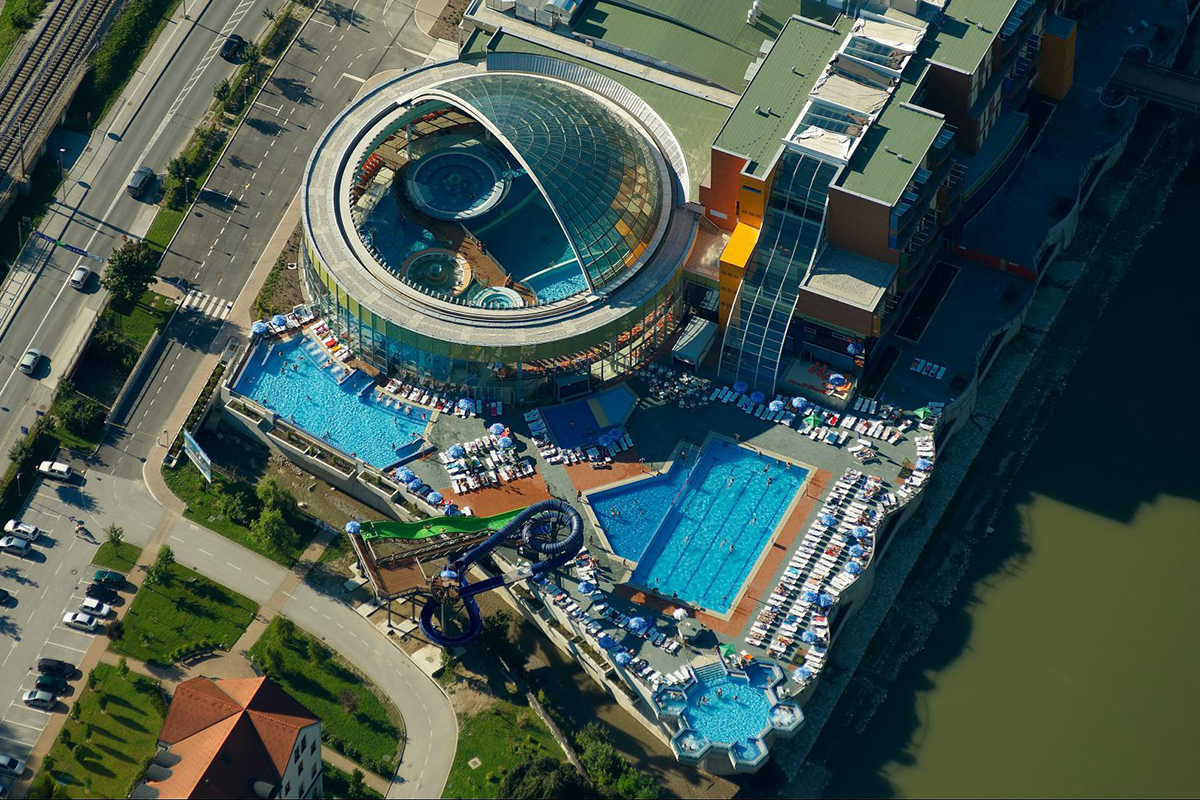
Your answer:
[819,151,1200,796]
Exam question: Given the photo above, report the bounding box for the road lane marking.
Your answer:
[197,548,213,557]
[254,576,269,585]
[225,562,242,571]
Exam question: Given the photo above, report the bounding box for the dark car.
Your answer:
[84,583,119,604]
[35,675,67,695]
[220,33,244,61]
[93,569,125,588]
[0,588,9,605]
[36,658,74,677]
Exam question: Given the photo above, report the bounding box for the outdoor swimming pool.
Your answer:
[682,664,772,749]
[591,441,807,613]
[523,259,587,303]
[234,336,428,470]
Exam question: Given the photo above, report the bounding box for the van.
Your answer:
[126,166,154,198]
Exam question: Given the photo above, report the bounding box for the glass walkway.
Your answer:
[718,152,841,393]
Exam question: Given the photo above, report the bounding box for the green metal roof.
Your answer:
[480,30,731,200]
[571,0,803,91]
[712,15,849,180]
[926,0,1020,74]
[837,99,944,206]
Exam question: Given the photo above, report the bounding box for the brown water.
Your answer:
[820,150,1200,796]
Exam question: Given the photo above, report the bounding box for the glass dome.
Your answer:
[422,72,668,292]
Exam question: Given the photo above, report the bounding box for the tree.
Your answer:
[251,507,293,552]
[480,610,520,668]
[220,485,259,526]
[499,756,591,799]
[101,238,159,306]
[212,79,230,103]
[265,647,284,677]
[105,524,124,549]
[256,474,297,518]
[107,619,124,642]
[55,394,105,436]
[146,545,176,586]
[97,694,109,715]
[116,657,129,678]
[60,728,74,752]
[243,42,262,65]
[347,769,365,797]
[29,770,68,799]
[339,688,358,716]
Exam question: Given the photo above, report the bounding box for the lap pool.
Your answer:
[589,440,807,613]
[234,335,428,470]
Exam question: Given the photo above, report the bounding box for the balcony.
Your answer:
[1000,0,1043,59]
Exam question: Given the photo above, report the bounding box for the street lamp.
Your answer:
[58,148,66,183]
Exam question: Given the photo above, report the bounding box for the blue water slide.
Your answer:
[419,499,584,647]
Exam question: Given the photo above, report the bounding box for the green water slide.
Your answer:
[359,508,525,541]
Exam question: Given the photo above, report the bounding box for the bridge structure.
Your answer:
[1107,56,1200,113]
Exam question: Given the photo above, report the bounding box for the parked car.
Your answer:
[37,658,74,677]
[220,33,245,61]
[17,349,40,375]
[0,588,10,605]
[126,165,155,198]
[84,583,119,604]
[21,689,54,710]
[34,675,67,696]
[79,597,111,617]
[3,520,37,542]
[37,461,72,481]
[0,753,24,777]
[61,612,98,633]
[68,264,92,289]
[0,537,30,557]
[93,569,125,588]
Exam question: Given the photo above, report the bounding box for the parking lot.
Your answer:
[0,470,148,772]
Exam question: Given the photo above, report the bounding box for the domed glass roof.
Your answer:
[420,73,668,292]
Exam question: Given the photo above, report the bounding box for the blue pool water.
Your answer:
[537,398,602,450]
[593,441,807,613]
[235,336,428,469]
[589,458,689,560]
[524,260,587,303]
[411,151,496,216]
[682,669,772,749]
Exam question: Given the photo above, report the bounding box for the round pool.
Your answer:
[473,286,524,309]
[405,148,509,220]
[401,249,471,296]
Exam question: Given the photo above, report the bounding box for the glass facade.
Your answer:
[432,73,666,291]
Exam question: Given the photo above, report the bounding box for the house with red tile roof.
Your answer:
[132,676,322,799]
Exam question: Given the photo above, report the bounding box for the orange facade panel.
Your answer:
[1035,16,1076,101]
[717,222,760,328]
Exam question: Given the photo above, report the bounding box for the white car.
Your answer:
[2,520,37,542]
[17,349,40,375]
[68,264,91,290]
[79,597,111,617]
[61,612,98,632]
[0,537,30,557]
[21,690,54,710]
[37,461,72,481]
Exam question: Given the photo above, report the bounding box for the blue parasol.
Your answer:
[488,422,506,436]
[395,466,416,483]
[614,651,632,666]
[251,321,268,335]
[800,630,820,645]
[732,381,748,394]
[850,526,871,539]
[439,569,458,580]
[427,492,444,505]
[792,666,813,682]
[769,399,785,413]
[801,590,819,604]
[444,504,459,515]
[344,520,361,534]
[750,390,765,405]
[447,444,465,459]
[791,396,805,409]
[848,544,866,558]
[407,477,424,491]
[915,457,934,471]
[598,432,615,448]
[457,397,473,410]
[844,561,863,576]
[271,314,287,327]
[816,593,835,609]
[846,342,864,356]
[598,634,617,650]
[579,581,596,594]
[628,616,648,631]
[820,514,838,527]
[828,373,847,387]
[497,436,515,449]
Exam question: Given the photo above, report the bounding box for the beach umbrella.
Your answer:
[915,457,934,471]
[792,666,813,682]
[732,381,748,394]
[598,432,615,448]
[800,630,820,645]
[801,590,819,604]
[850,526,871,540]
[819,514,838,528]
[271,314,287,327]
[251,320,268,335]
[844,561,863,576]
[395,466,416,483]
[828,373,847,387]
[488,422,506,436]
[803,412,822,428]
[407,476,425,491]
[439,569,458,580]
[825,431,839,444]
[846,341,864,356]
[427,492,444,505]
[718,643,737,659]
[750,390,765,405]
[816,593,835,609]
[579,581,596,594]
[457,397,474,410]
[444,504,459,515]
[791,396,805,409]
[768,399,785,413]
[344,520,361,534]
[672,607,689,621]
[848,544,866,558]
[628,616,648,631]
[913,406,935,420]
[497,436,515,449]
[447,444,465,459]
[614,651,632,666]
[598,634,617,650]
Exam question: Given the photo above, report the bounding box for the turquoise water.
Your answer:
[633,442,807,613]
[235,336,427,469]
[524,260,587,303]
[681,668,772,748]
[590,457,689,559]
[411,151,495,215]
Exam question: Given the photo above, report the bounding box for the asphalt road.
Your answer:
[0,0,273,472]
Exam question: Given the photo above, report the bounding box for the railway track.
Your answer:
[0,0,115,182]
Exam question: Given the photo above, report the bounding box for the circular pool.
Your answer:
[472,286,524,309]
[405,147,509,220]
[401,249,471,296]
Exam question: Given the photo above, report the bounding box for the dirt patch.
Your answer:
[430,0,470,41]
[253,224,305,318]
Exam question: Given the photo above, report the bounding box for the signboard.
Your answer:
[182,430,213,484]
[32,231,104,262]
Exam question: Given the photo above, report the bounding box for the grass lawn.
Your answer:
[0,0,49,71]
[444,700,564,798]
[250,617,403,778]
[322,762,384,799]
[36,662,166,799]
[110,559,258,665]
[91,541,143,572]
[102,291,175,348]
[144,206,185,252]
[46,419,104,454]
[160,461,315,567]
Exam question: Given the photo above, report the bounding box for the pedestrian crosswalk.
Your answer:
[181,290,233,321]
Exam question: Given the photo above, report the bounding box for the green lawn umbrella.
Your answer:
[803,412,822,428]
[913,407,935,420]
[718,643,737,658]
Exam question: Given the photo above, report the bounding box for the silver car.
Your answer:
[0,537,30,557]
[17,349,40,375]
[2,520,37,542]
[61,612,98,632]
[0,753,25,777]
[21,690,54,710]
[68,264,91,289]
